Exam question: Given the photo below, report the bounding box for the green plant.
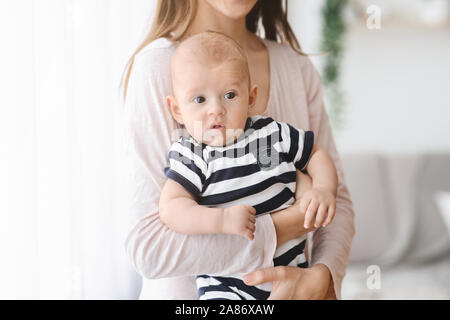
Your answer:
[320,0,348,130]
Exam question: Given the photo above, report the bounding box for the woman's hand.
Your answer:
[260,173,335,299]
[243,264,334,300]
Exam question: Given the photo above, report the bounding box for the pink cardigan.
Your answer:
[122,37,355,300]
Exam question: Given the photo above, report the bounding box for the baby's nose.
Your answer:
[208,101,226,115]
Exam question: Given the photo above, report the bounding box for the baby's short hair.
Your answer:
[171,31,251,88]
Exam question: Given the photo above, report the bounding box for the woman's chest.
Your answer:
[247,47,310,131]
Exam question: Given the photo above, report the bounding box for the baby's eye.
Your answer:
[193,96,206,104]
[224,92,236,100]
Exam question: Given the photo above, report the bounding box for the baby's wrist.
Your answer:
[312,184,336,197]
[203,207,227,234]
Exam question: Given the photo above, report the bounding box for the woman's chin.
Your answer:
[207,0,258,20]
[221,10,250,20]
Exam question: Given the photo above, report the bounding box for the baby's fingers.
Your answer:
[299,196,311,215]
[304,199,318,229]
[245,228,255,240]
[248,206,256,215]
[314,204,327,228]
[323,202,336,227]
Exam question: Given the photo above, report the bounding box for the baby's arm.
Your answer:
[295,170,313,200]
[300,144,338,228]
[159,179,256,240]
[270,170,315,246]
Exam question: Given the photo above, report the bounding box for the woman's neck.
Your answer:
[181,1,255,51]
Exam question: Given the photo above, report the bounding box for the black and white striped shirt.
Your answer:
[164,115,314,299]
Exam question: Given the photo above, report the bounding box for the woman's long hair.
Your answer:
[121,0,303,99]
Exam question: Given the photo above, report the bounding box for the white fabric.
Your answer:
[0,0,155,299]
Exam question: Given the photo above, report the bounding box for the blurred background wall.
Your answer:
[289,0,450,154]
[339,21,450,154]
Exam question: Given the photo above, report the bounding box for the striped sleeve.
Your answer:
[164,139,207,199]
[279,122,314,172]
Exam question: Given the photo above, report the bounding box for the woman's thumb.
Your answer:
[243,267,279,286]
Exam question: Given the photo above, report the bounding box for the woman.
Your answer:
[122,0,355,300]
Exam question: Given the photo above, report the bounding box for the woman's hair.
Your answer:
[121,0,303,99]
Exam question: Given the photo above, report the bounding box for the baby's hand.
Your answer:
[299,188,336,229]
[222,205,256,240]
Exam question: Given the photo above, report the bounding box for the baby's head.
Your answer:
[166,31,258,147]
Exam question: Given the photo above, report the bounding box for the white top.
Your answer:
[122,37,355,300]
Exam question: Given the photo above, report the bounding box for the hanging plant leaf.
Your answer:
[320,0,348,130]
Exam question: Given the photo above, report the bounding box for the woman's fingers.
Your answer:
[243,266,287,286]
[267,285,289,300]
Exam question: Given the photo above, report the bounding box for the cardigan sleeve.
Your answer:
[300,55,356,300]
[122,42,277,279]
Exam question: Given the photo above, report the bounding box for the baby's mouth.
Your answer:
[210,124,225,130]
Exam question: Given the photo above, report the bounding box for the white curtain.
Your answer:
[0,0,155,299]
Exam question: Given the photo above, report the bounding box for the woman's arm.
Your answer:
[300,56,356,300]
[122,45,277,279]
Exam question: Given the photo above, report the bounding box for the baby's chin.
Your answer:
[191,129,244,147]
[201,133,239,147]
[202,136,230,147]
[194,128,246,147]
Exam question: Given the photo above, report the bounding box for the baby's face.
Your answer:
[168,58,256,147]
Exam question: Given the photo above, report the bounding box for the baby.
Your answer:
[159,31,338,300]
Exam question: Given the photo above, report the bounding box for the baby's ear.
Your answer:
[248,84,258,111]
[166,96,184,125]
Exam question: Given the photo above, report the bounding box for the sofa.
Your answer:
[340,153,450,299]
